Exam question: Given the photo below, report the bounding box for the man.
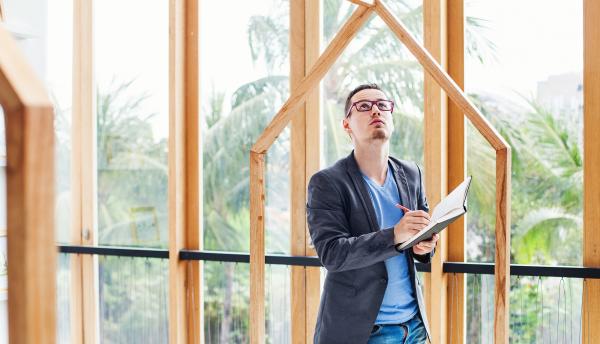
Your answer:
[306,83,439,343]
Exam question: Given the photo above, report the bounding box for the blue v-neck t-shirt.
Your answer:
[361,162,418,324]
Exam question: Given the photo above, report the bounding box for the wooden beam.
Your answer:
[345,0,375,8]
[6,105,56,344]
[0,24,56,344]
[249,151,266,344]
[446,0,466,343]
[168,0,194,342]
[185,0,201,342]
[72,0,95,342]
[252,4,373,153]
[374,0,506,151]
[423,0,448,343]
[291,1,321,342]
[583,0,600,342]
[290,1,307,342]
[304,1,321,343]
[494,148,510,344]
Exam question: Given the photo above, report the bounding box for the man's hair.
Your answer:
[344,83,382,117]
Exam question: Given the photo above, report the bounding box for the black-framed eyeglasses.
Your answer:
[345,99,394,118]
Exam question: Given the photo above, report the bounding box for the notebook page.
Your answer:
[430,178,470,222]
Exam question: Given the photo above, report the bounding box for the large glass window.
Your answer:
[48,0,74,334]
[47,0,73,245]
[93,1,170,341]
[200,1,290,341]
[95,0,169,248]
[98,256,169,342]
[199,0,290,254]
[465,0,583,266]
[464,0,583,340]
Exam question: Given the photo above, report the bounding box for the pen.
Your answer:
[395,204,411,213]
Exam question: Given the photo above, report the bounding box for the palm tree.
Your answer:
[204,0,500,341]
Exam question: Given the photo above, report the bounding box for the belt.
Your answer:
[371,323,409,340]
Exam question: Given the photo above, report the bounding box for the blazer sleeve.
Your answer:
[306,171,400,272]
[412,163,435,264]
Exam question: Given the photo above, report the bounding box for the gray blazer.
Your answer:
[306,151,433,344]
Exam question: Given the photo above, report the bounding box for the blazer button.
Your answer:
[380,278,387,284]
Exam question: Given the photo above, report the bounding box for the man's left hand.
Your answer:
[412,233,439,255]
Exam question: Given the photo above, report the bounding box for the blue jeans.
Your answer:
[367,314,427,344]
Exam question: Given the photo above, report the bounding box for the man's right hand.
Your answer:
[393,210,431,245]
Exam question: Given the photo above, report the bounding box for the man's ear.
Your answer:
[342,118,353,141]
[342,118,351,134]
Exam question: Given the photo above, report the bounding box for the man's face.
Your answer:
[343,88,395,146]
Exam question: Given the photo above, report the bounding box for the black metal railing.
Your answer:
[58,244,600,343]
[58,244,600,279]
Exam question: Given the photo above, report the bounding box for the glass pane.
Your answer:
[56,254,72,342]
[47,0,73,244]
[204,261,250,343]
[321,0,425,168]
[463,274,583,343]
[466,121,496,263]
[265,264,291,343]
[465,0,583,265]
[98,256,169,342]
[95,0,169,247]
[200,0,290,253]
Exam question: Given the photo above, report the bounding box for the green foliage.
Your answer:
[78,0,584,341]
[96,80,168,248]
[98,257,169,343]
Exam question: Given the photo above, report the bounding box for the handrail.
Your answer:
[249,0,511,343]
[57,245,600,279]
[0,24,56,343]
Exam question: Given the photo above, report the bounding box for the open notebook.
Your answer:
[397,176,472,250]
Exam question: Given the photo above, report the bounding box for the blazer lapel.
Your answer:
[344,151,380,233]
[389,158,412,210]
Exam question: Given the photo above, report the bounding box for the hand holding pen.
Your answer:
[393,203,439,254]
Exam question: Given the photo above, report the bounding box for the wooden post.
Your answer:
[446,0,466,342]
[494,148,511,344]
[423,0,449,342]
[291,1,321,342]
[304,1,321,342]
[185,0,201,342]
[583,0,600,342]
[290,1,308,342]
[249,151,266,344]
[168,0,199,342]
[72,0,95,342]
[0,25,56,344]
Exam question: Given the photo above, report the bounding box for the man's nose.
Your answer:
[370,104,382,115]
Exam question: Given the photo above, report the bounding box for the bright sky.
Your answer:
[465,0,583,103]
[44,0,583,139]
[199,0,287,116]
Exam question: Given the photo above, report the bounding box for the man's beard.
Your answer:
[371,128,389,141]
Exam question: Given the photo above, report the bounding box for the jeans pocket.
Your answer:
[370,324,383,336]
